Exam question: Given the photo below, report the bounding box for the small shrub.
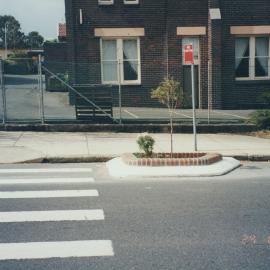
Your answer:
[257,91,270,105]
[4,55,37,75]
[249,110,270,130]
[48,73,69,91]
[137,133,155,157]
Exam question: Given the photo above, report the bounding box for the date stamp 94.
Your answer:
[241,234,270,245]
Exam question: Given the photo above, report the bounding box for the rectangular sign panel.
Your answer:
[184,44,194,65]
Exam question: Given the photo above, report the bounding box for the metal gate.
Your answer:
[0,57,118,124]
[0,57,248,125]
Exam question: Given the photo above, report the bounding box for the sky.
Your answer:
[0,0,65,40]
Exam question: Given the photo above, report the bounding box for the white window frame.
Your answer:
[100,38,141,85]
[124,0,139,4]
[98,0,114,5]
[236,36,270,81]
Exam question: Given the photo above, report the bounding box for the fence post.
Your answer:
[38,55,45,124]
[0,59,6,124]
[207,60,211,125]
[118,60,122,124]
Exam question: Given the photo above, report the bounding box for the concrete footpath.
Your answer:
[0,131,269,164]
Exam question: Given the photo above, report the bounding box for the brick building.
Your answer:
[64,0,270,109]
[44,24,68,92]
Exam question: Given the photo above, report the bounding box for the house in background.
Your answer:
[64,0,270,109]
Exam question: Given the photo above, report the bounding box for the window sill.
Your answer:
[98,3,114,6]
[235,79,270,85]
[122,83,141,86]
[102,82,141,86]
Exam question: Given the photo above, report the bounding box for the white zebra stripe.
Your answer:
[0,168,93,174]
[0,209,104,223]
[0,189,99,199]
[0,178,94,185]
[0,240,114,260]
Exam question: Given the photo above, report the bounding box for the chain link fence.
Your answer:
[0,56,254,125]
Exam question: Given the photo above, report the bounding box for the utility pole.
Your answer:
[0,59,6,124]
[4,22,8,60]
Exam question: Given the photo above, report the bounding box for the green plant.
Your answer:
[249,110,270,130]
[257,91,270,105]
[48,73,69,91]
[151,77,184,156]
[137,133,155,157]
[4,53,37,75]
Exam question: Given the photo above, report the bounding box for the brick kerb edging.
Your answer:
[122,153,222,167]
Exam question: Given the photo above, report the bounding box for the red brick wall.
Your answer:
[220,0,270,109]
[65,0,270,109]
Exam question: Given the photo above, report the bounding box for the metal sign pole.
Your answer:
[191,64,198,151]
[0,59,6,124]
[38,55,45,124]
[207,60,211,125]
[118,60,122,124]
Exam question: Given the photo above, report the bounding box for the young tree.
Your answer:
[151,78,184,156]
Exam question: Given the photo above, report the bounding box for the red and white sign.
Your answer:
[184,44,194,65]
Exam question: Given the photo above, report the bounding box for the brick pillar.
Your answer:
[208,0,222,109]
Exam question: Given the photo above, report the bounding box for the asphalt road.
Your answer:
[0,162,269,270]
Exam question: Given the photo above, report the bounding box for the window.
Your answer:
[98,0,114,5]
[255,37,269,77]
[235,36,270,80]
[124,0,139,4]
[101,38,141,84]
[235,37,250,78]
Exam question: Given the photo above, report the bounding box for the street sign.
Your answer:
[184,43,197,151]
[184,44,194,65]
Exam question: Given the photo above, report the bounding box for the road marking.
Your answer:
[0,209,105,222]
[124,109,139,119]
[173,111,193,119]
[212,110,249,120]
[0,168,93,174]
[0,189,99,199]
[0,178,95,185]
[0,240,114,260]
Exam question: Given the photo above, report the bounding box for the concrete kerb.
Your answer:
[229,154,270,162]
[15,156,114,164]
[106,157,242,178]
[0,123,257,133]
[5,154,269,165]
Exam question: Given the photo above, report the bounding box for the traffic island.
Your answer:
[106,152,241,178]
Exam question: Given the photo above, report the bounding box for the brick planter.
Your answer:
[122,153,222,167]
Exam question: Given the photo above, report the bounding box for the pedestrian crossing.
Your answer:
[0,209,105,223]
[0,177,95,185]
[0,189,99,198]
[0,240,114,260]
[0,168,93,174]
[0,166,114,262]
